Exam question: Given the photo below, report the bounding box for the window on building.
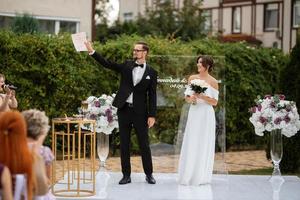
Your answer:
[232,7,241,33]
[0,16,14,29]
[59,21,77,34]
[264,4,279,31]
[123,12,133,22]
[201,10,212,33]
[293,0,300,28]
[38,19,55,34]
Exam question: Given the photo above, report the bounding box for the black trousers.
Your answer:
[117,103,153,176]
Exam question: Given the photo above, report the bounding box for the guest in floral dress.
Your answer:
[22,109,55,200]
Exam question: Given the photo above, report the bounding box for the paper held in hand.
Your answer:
[71,32,88,52]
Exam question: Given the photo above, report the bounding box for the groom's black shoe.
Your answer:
[119,176,131,185]
[146,175,156,184]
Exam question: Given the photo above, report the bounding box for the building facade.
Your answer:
[119,0,300,53]
[0,0,93,38]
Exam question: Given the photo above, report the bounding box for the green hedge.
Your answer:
[0,31,288,151]
[279,36,300,173]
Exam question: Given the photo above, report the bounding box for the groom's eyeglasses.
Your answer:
[133,49,145,52]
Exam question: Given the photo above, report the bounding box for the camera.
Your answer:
[2,84,17,90]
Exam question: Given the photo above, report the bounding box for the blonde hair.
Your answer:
[22,109,50,140]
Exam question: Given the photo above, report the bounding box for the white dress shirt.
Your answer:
[126,62,146,103]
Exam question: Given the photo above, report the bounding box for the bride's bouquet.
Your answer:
[82,94,118,134]
[249,94,300,137]
[184,79,209,96]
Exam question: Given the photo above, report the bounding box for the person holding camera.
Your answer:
[0,74,18,112]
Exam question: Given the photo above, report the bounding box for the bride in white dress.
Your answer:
[178,55,219,186]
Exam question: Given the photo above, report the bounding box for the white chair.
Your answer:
[13,174,27,200]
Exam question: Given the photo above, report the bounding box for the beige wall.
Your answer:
[222,7,232,35]
[212,8,219,34]
[119,0,296,53]
[119,0,139,22]
[241,6,251,34]
[0,0,92,38]
[282,0,292,53]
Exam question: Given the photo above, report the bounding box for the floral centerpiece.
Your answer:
[184,79,209,96]
[249,94,300,137]
[82,94,118,134]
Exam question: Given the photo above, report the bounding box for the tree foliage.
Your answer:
[279,35,300,173]
[0,31,289,155]
[11,13,39,34]
[96,0,206,42]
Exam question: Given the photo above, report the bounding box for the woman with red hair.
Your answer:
[0,111,34,199]
[0,111,46,199]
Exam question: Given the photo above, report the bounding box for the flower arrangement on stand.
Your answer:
[249,94,300,137]
[81,93,118,168]
[249,94,300,178]
[84,94,118,134]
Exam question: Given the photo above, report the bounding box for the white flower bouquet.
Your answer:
[249,94,300,137]
[82,93,118,134]
[184,79,209,96]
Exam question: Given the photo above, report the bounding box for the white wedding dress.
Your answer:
[178,82,219,185]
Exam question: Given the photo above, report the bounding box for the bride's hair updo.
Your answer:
[197,55,214,72]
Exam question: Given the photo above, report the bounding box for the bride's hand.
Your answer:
[195,93,205,99]
[188,95,197,104]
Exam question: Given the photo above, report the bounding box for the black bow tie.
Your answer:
[134,63,144,68]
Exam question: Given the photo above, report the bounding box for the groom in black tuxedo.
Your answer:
[85,41,157,184]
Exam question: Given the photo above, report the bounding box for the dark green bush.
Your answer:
[279,35,300,173]
[0,31,288,153]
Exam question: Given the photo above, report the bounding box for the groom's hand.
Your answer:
[84,41,94,54]
[148,117,155,128]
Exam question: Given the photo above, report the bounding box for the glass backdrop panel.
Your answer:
[147,54,227,176]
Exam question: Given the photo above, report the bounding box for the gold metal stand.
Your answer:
[51,118,96,197]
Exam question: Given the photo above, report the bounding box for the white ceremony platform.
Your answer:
[54,172,300,200]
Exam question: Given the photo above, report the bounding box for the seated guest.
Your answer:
[0,74,18,112]
[0,163,13,200]
[22,109,55,200]
[0,111,48,199]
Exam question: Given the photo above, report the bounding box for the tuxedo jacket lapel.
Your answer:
[134,65,149,87]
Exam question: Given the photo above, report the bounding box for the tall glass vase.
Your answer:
[270,129,283,177]
[97,132,109,168]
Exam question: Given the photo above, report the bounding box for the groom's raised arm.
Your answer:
[85,41,123,73]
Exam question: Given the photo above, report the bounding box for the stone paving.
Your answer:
[54,150,273,176]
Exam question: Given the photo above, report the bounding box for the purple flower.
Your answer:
[285,105,292,112]
[278,94,285,100]
[284,115,291,123]
[89,114,97,120]
[264,95,272,99]
[94,100,101,107]
[107,115,113,123]
[274,117,282,125]
[270,102,276,108]
[259,116,267,125]
[257,104,262,111]
[105,108,112,115]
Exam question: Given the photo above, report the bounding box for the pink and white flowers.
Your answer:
[249,94,300,137]
[83,94,118,134]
